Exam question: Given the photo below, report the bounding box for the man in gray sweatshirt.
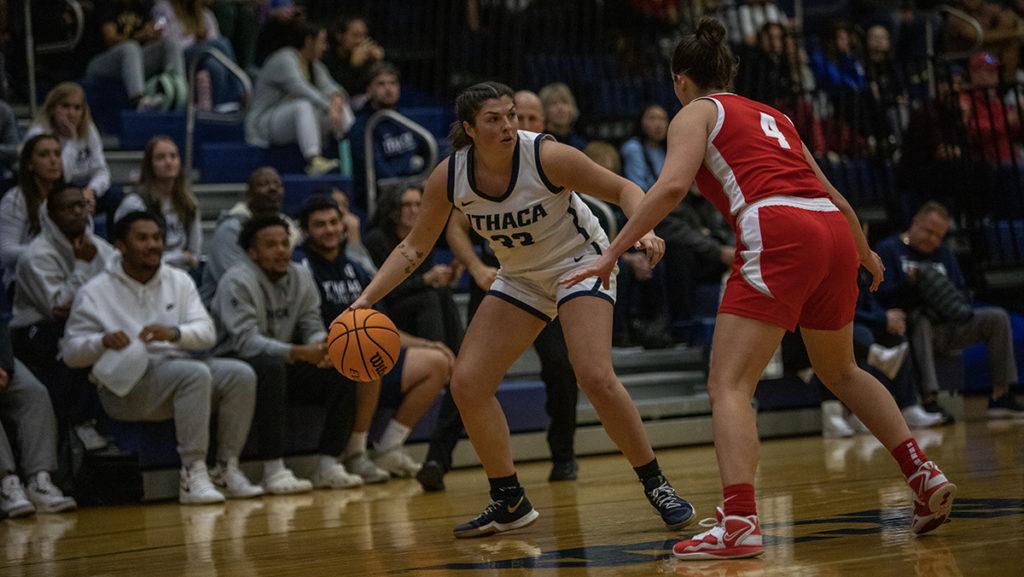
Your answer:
[212,215,363,494]
[10,184,115,448]
[199,166,301,305]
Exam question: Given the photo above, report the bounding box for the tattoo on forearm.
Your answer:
[397,243,424,274]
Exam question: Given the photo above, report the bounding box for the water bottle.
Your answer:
[338,138,353,178]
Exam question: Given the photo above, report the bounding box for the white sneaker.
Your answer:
[867,342,909,380]
[314,463,364,489]
[210,462,264,499]
[179,462,226,505]
[821,400,854,438]
[27,472,77,513]
[1,475,35,518]
[903,405,946,429]
[74,421,108,451]
[372,447,422,478]
[262,468,313,495]
[343,453,390,484]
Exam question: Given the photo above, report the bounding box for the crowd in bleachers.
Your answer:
[0,0,1021,520]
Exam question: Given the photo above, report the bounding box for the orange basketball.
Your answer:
[328,309,401,382]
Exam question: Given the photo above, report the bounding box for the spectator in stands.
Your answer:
[199,166,301,304]
[10,185,114,447]
[514,90,545,133]
[961,52,1021,166]
[324,15,386,99]
[0,99,19,184]
[0,317,77,519]
[737,0,788,47]
[297,196,450,481]
[211,215,361,493]
[584,141,622,175]
[621,104,669,192]
[539,82,587,150]
[61,211,261,504]
[84,0,185,111]
[1,134,64,289]
[153,0,239,110]
[210,0,259,71]
[946,0,1022,83]
[246,20,350,177]
[23,83,110,212]
[864,23,908,157]
[307,185,376,274]
[364,184,464,353]
[737,22,798,104]
[348,63,434,209]
[875,201,1023,418]
[115,136,201,271]
[810,21,867,96]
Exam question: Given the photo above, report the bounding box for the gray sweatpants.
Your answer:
[911,307,1019,395]
[0,360,59,477]
[265,99,325,159]
[98,357,256,467]
[85,39,184,99]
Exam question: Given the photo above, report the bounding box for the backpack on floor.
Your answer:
[144,72,188,111]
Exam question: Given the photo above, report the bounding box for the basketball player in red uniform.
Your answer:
[565,18,956,560]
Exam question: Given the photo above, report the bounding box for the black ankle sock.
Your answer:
[634,458,662,484]
[488,474,521,500]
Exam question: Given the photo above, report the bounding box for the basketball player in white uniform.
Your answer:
[351,82,694,538]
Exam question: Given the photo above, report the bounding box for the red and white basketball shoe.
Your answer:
[673,507,764,560]
[908,461,956,535]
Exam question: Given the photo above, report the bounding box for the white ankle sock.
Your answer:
[344,432,369,458]
[319,455,339,472]
[375,420,411,452]
[263,459,285,478]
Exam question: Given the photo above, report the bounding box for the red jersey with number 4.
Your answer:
[692,93,830,227]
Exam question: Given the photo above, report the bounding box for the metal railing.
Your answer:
[580,194,618,240]
[183,46,253,184]
[364,109,439,218]
[23,0,85,116]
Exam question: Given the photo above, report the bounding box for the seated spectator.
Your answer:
[864,23,908,156]
[0,317,77,518]
[23,83,110,211]
[621,104,669,192]
[514,90,545,133]
[61,211,261,504]
[737,22,800,104]
[539,82,587,150]
[115,136,201,271]
[348,63,432,208]
[1,134,64,288]
[10,185,114,443]
[307,185,376,274]
[875,201,1023,418]
[960,52,1021,167]
[0,98,18,184]
[211,216,360,493]
[810,21,867,96]
[324,14,385,100]
[153,0,240,110]
[209,0,259,71]
[246,20,350,177]
[199,166,300,304]
[364,184,463,352]
[84,0,185,111]
[297,196,449,480]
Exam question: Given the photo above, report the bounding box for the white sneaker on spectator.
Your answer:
[314,463,364,489]
[210,461,264,499]
[179,462,226,505]
[74,420,108,451]
[343,453,390,484]
[262,468,313,495]
[903,405,946,429]
[373,447,422,478]
[846,413,871,434]
[1,474,35,518]
[867,342,909,380]
[821,400,854,438]
[27,472,77,513]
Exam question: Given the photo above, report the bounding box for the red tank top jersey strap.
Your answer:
[693,93,830,228]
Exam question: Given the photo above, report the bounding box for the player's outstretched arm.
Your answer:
[800,144,884,290]
[350,160,453,309]
[561,100,713,288]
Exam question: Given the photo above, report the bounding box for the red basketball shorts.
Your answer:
[719,197,860,332]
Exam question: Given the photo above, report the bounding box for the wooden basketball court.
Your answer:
[3,419,1021,576]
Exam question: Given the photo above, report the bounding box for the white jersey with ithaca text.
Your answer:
[447,131,608,275]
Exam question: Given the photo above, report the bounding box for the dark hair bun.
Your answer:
[696,17,727,47]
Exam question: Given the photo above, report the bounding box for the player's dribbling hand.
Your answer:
[560,253,616,289]
[862,250,885,292]
[635,232,665,268]
[347,295,372,310]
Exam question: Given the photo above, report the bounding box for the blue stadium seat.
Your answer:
[280,174,353,215]
[82,78,132,135]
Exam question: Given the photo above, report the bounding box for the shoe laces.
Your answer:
[648,482,685,510]
[474,500,503,522]
[32,472,58,495]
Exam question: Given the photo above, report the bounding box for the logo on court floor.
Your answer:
[410,499,1023,571]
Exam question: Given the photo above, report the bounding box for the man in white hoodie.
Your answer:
[61,211,262,505]
[10,185,115,449]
